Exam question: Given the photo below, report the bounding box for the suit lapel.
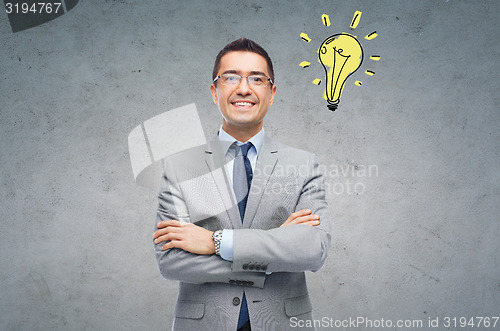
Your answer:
[243,136,278,228]
[204,138,243,229]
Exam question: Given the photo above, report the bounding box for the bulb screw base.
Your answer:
[327,103,338,111]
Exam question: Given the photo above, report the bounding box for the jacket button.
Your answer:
[229,280,235,284]
[236,280,242,285]
[248,264,255,270]
[255,265,261,271]
[262,265,268,271]
[232,297,240,306]
[242,264,249,270]
[248,281,254,286]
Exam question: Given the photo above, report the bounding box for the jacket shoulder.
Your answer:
[267,137,316,162]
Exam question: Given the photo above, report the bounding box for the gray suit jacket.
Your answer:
[154,135,332,331]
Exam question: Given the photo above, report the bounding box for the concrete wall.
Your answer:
[1,0,498,330]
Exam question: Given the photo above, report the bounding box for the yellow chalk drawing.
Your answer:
[319,33,363,110]
[299,10,380,111]
[350,11,362,29]
[365,31,378,40]
[321,14,331,27]
[300,33,311,42]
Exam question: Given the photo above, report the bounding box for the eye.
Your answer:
[249,76,265,85]
[223,74,239,84]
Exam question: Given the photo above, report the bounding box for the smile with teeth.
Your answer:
[232,101,255,107]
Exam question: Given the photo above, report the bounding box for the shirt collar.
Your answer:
[218,126,265,156]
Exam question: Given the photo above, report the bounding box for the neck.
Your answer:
[222,123,262,142]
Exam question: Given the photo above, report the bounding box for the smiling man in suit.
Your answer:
[153,38,332,331]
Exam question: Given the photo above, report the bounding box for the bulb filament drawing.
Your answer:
[319,33,364,111]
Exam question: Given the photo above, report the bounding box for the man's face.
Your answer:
[210,51,276,136]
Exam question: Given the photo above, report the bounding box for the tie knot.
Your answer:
[237,142,252,157]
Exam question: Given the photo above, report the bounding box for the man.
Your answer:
[153,38,332,331]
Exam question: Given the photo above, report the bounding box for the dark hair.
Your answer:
[212,37,274,85]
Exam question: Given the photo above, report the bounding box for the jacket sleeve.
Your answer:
[231,157,332,273]
[154,159,266,288]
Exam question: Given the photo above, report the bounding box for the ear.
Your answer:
[268,84,277,106]
[210,84,218,104]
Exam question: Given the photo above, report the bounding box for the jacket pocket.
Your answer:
[174,300,205,319]
[284,295,313,317]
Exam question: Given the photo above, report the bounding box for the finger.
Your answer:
[153,227,167,239]
[162,239,186,251]
[161,240,179,251]
[157,219,182,229]
[283,209,311,225]
[155,231,182,243]
[290,214,319,225]
[301,220,321,226]
[154,232,183,244]
[290,209,312,219]
[153,225,183,239]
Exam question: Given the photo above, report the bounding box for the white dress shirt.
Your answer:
[217,126,265,261]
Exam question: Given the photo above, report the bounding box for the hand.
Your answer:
[280,209,320,227]
[153,220,215,254]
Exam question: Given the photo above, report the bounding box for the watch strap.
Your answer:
[212,230,223,256]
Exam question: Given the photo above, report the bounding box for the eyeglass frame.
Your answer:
[213,73,274,87]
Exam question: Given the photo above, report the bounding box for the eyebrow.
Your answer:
[221,70,267,76]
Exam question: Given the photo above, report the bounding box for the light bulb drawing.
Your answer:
[319,33,363,111]
[299,11,380,112]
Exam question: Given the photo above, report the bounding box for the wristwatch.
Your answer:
[212,230,223,256]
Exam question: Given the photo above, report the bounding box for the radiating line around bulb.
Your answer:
[300,33,311,42]
[350,11,362,29]
[365,31,378,40]
[322,14,331,27]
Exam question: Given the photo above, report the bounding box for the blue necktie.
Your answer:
[233,142,253,329]
[233,142,253,221]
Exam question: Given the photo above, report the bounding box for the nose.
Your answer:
[235,77,252,95]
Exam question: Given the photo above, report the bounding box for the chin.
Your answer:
[229,112,256,121]
[228,117,259,127]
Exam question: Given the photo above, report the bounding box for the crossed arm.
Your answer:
[153,209,320,254]
[153,157,331,287]
[154,210,323,288]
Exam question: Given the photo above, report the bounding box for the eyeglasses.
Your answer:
[213,73,273,87]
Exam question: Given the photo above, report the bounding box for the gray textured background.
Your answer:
[1,1,499,330]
